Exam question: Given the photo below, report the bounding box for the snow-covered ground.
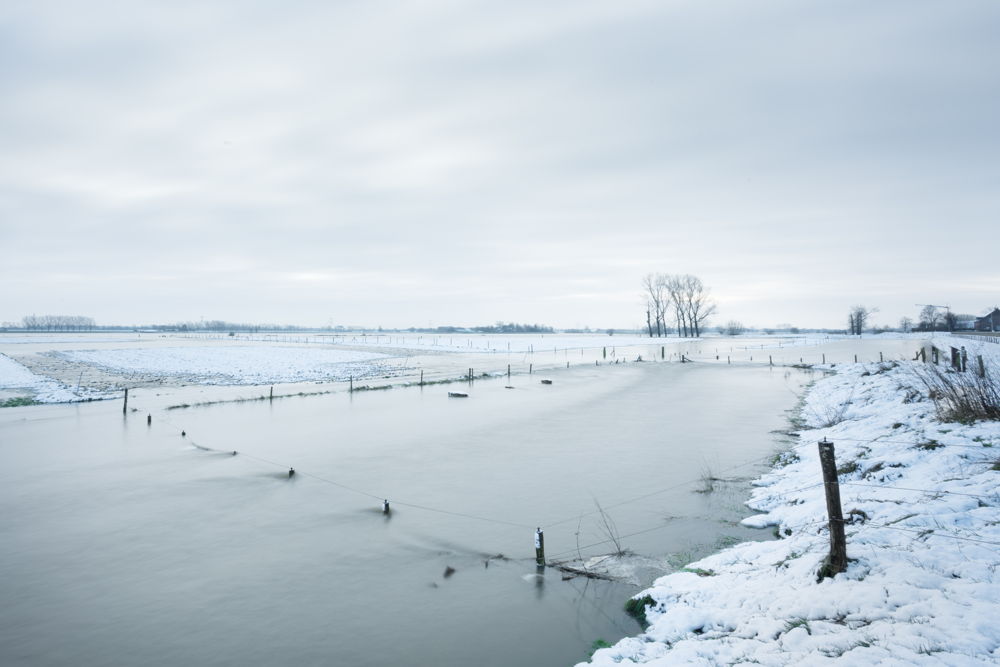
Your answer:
[585,354,1000,665]
[55,346,396,385]
[0,354,102,403]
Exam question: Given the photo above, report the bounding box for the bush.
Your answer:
[911,362,1000,422]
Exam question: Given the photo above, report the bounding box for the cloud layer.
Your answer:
[2,0,998,328]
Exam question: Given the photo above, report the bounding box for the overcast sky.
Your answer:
[2,0,998,330]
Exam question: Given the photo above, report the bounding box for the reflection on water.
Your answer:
[0,361,825,666]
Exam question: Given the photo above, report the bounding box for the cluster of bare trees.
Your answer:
[21,314,96,331]
[846,305,877,335]
[642,273,716,338]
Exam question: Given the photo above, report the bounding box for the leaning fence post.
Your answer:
[817,439,848,579]
[535,527,545,566]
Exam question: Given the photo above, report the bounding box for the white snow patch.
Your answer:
[0,353,101,403]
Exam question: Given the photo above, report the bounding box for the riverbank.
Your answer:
[584,346,1000,664]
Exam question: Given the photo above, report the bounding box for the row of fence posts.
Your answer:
[920,345,986,378]
[120,386,850,581]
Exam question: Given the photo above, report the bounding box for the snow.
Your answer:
[0,353,100,403]
[56,346,395,385]
[584,355,1000,666]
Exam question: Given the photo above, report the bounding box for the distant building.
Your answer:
[975,308,1000,332]
[955,318,977,331]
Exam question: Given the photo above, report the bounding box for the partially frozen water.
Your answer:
[2,361,819,666]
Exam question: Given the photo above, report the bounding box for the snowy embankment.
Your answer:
[0,353,100,403]
[586,357,1000,665]
[57,346,395,385]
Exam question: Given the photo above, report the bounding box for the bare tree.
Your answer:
[899,316,914,333]
[919,305,941,332]
[681,275,716,337]
[724,320,745,336]
[641,273,672,337]
[847,305,877,335]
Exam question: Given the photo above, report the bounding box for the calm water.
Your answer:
[1,361,820,666]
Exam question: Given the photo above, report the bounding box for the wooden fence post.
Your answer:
[978,355,986,378]
[122,388,129,415]
[817,439,848,579]
[535,527,545,567]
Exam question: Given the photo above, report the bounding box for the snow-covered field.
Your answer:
[56,346,395,385]
[0,354,102,403]
[585,354,1000,665]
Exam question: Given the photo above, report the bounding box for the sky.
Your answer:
[2,0,998,330]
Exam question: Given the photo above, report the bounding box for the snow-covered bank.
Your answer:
[585,357,1000,665]
[0,353,102,403]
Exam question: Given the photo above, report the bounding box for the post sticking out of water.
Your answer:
[288,468,296,478]
[769,355,772,366]
[507,364,511,381]
[727,356,730,364]
[147,414,151,426]
[383,499,390,515]
[269,385,273,401]
[122,388,129,415]
[529,363,533,374]
[420,370,424,386]
[349,376,353,392]
[822,353,826,364]
[603,347,606,359]
[534,527,545,566]
[854,354,858,363]
[661,346,665,360]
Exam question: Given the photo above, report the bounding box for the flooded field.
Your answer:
[0,335,927,666]
[0,357,828,667]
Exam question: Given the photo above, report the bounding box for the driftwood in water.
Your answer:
[552,563,615,581]
[448,391,468,398]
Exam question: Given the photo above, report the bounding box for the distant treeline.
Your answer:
[20,315,96,331]
[4,316,558,335]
